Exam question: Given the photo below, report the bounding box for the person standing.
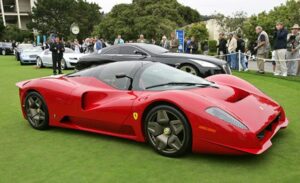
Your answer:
[236,34,248,71]
[227,33,237,69]
[50,37,65,75]
[187,36,198,54]
[94,37,102,53]
[137,34,148,43]
[254,26,270,74]
[217,33,227,60]
[273,22,289,77]
[286,24,300,76]
[160,35,170,49]
[169,32,179,53]
[114,35,125,45]
[184,37,190,53]
[73,39,81,54]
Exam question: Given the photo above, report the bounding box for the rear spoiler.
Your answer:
[16,80,31,89]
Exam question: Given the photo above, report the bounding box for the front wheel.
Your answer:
[61,59,67,70]
[36,57,44,68]
[1,49,6,55]
[144,105,192,157]
[178,64,199,76]
[24,92,49,130]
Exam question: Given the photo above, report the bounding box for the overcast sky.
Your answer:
[88,0,286,16]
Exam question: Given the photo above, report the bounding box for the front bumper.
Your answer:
[20,58,37,64]
[193,110,288,155]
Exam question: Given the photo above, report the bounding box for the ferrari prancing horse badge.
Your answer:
[133,112,138,120]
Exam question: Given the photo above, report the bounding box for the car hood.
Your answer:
[187,85,281,133]
[159,52,226,65]
[22,51,41,55]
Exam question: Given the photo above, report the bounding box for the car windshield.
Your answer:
[139,63,211,90]
[23,47,42,52]
[138,44,169,54]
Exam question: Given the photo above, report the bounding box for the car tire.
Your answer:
[61,58,67,70]
[1,49,6,56]
[144,105,192,157]
[24,91,49,130]
[36,57,44,68]
[178,64,200,76]
[20,60,24,65]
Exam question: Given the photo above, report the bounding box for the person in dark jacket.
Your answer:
[236,34,248,71]
[273,22,288,77]
[50,37,65,75]
[217,33,227,60]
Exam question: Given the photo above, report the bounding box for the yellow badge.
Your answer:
[133,112,138,120]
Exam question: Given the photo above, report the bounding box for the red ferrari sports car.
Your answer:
[16,61,288,157]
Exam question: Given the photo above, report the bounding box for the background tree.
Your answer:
[28,0,103,39]
[93,0,202,42]
[184,22,209,42]
[1,25,33,42]
[213,11,248,33]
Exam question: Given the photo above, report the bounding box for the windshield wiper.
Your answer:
[145,82,217,89]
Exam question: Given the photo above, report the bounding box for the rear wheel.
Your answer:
[24,92,49,130]
[1,49,6,55]
[144,105,191,157]
[36,57,44,68]
[178,64,199,76]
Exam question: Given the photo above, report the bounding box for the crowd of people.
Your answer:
[5,23,299,77]
[217,22,300,77]
[112,32,199,54]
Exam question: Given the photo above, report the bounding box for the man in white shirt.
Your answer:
[227,33,237,69]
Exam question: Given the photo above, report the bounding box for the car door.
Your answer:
[100,47,120,61]
[68,62,140,133]
[117,46,149,61]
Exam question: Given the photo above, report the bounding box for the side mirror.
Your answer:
[134,50,147,56]
[115,73,133,90]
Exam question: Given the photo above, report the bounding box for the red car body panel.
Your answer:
[16,74,288,155]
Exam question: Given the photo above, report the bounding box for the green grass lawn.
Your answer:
[0,56,300,183]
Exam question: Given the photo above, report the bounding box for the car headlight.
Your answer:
[206,107,248,130]
[190,59,218,68]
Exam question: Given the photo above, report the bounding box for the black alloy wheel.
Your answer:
[145,105,191,157]
[24,92,49,130]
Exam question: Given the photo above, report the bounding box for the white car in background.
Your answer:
[20,46,43,65]
[36,48,84,69]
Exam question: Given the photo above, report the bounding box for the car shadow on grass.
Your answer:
[41,124,289,165]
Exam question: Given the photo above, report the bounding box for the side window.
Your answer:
[96,62,136,90]
[119,46,137,55]
[102,47,120,54]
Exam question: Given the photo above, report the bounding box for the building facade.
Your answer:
[0,0,35,29]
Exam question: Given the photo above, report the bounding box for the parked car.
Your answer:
[19,46,43,65]
[15,44,34,61]
[76,43,231,77]
[36,48,84,69]
[0,42,14,55]
[16,61,288,157]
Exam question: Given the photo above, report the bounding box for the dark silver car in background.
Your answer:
[76,43,231,77]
